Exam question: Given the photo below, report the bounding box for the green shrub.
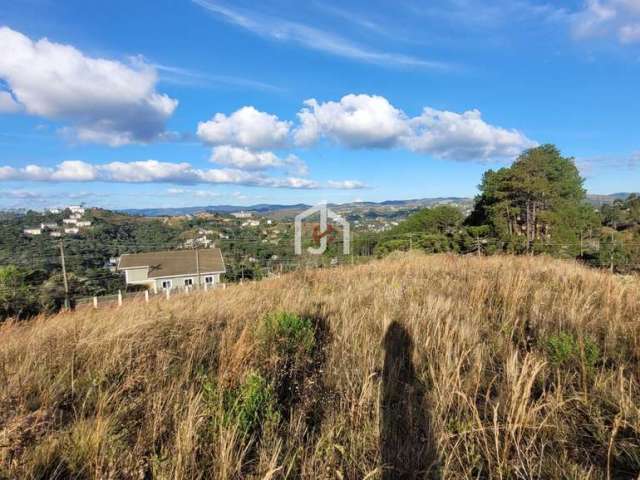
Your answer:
[257,311,315,359]
[225,372,279,436]
[545,331,600,370]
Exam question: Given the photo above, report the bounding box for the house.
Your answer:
[76,221,92,227]
[68,205,85,215]
[50,231,62,238]
[63,218,78,225]
[40,222,58,230]
[118,248,226,290]
[64,227,79,235]
[231,211,252,219]
[23,228,42,235]
[47,208,61,214]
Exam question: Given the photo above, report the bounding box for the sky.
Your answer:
[0,0,639,210]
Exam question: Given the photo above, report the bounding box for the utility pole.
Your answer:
[59,240,70,310]
[195,247,201,288]
[610,231,615,274]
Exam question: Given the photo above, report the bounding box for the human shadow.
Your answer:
[380,321,439,479]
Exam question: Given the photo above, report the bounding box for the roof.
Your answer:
[118,248,225,278]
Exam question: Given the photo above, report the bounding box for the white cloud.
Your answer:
[0,91,21,113]
[0,159,361,189]
[197,106,291,149]
[193,0,446,69]
[619,23,640,42]
[326,180,368,189]
[209,145,308,175]
[0,27,178,146]
[404,107,537,160]
[577,150,640,175]
[295,94,409,148]
[0,161,99,181]
[167,187,222,198]
[293,94,535,160]
[572,0,640,44]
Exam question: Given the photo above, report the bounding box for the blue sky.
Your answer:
[0,0,639,209]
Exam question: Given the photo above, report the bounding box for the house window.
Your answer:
[162,280,172,289]
[204,276,214,284]
[184,278,193,286]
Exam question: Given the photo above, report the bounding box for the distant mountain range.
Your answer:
[120,197,474,217]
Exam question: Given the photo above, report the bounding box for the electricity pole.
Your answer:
[195,246,201,288]
[59,240,70,310]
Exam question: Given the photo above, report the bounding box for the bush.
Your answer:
[257,311,315,359]
[545,331,600,371]
[225,372,279,436]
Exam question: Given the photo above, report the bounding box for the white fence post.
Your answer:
[93,296,98,309]
[117,290,122,307]
[144,290,149,303]
[166,288,170,300]
[204,282,208,292]
[153,284,158,295]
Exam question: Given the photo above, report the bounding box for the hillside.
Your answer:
[1,253,639,479]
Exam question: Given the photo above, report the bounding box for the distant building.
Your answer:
[242,220,260,227]
[47,208,61,214]
[63,218,78,225]
[68,205,85,214]
[76,221,92,227]
[118,248,226,290]
[183,236,212,248]
[50,231,62,238]
[231,211,252,219]
[23,228,42,235]
[40,223,58,229]
[64,227,79,235]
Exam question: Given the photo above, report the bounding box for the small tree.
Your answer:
[0,266,39,321]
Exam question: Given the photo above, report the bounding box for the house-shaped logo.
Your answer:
[295,202,350,255]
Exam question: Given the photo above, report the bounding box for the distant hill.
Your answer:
[120,197,474,217]
[587,192,635,206]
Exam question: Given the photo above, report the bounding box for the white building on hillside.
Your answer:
[68,205,85,214]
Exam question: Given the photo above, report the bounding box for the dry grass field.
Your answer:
[1,252,639,479]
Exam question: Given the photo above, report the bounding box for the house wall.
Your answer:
[153,273,221,290]
[125,267,149,284]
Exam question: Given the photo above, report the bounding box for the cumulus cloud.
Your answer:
[197,106,291,149]
[0,27,178,146]
[209,145,308,175]
[0,160,360,189]
[404,108,537,160]
[293,94,535,160]
[572,0,640,44]
[294,94,409,148]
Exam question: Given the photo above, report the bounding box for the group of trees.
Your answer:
[375,145,640,271]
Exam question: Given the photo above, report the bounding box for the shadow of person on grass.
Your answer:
[380,321,440,479]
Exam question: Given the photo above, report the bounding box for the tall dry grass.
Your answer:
[0,252,639,479]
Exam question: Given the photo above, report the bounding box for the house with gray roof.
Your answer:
[118,248,225,290]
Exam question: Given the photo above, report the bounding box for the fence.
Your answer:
[74,282,227,311]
